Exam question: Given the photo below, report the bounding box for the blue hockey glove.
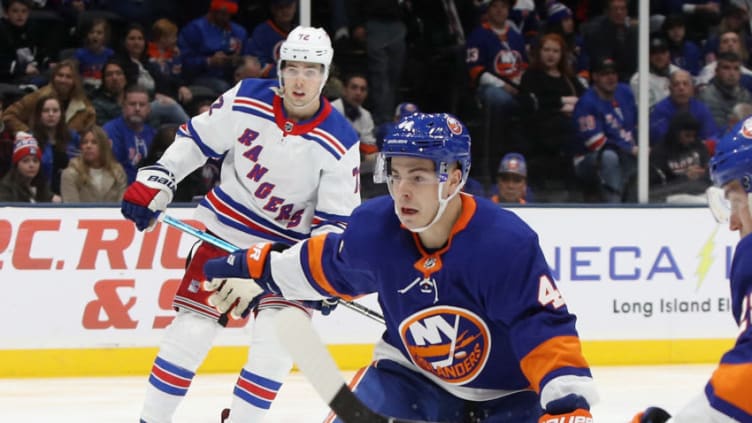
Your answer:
[121,165,176,231]
[203,244,284,318]
[540,394,592,423]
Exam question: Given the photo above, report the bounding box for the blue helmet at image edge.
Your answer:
[709,117,752,192]
[382,112,471,176]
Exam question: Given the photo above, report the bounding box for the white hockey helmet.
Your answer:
[277,26,333,94]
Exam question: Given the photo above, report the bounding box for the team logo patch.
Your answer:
[741,117,752,139]
[446,117,462,135]
[285,121,294,132]
[399,306,491,385]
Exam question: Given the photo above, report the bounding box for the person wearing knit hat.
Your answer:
[12,132,42,165]
[0,132,56,202]
[546,1,572,26]
[178,0,246,93]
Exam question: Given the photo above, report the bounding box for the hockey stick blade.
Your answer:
[274,307,434,423]
[158,214,385,324]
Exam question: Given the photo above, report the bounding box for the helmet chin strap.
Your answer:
[395,181,464,234]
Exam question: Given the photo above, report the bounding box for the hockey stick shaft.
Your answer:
[159,214,386,325]
[274,307,435,423]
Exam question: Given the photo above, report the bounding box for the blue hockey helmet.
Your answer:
[377,112,472,186]
[709,116,752,192]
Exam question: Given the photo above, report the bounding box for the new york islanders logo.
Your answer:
[399,306,491,385]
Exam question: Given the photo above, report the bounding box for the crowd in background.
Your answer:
[0,0,746,205]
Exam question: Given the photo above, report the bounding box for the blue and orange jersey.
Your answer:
[245,19,289,78]
[703,234,752,421]
[271,193,595,402]
[572,83,637,155]
[465,22,527,85]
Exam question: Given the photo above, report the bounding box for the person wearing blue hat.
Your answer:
[490,152,534,203]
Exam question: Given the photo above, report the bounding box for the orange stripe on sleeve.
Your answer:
[469,66,485,82]
[306,235,355,301]
[245,243,272,279]
[519,335,590,393]
[709,362,752,415]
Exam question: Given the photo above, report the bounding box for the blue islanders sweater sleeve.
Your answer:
[269,202,381,301]
[699,234,752,421]
[480,215,594,406]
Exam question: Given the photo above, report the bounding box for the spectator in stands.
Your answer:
[120,23,189,125]
[509,0,540,43]
[662,14,702,76]
[0,132,58,202]
[147,18,193,108]
[30,94,80,194]
[519,32,584,193]
[375,101,420,150]
[178,0,246,94]
[60,125,126,203]
[629,36,680,109]
[697,31,752,86]
[348,0,407,125]
[233,55,263,83]
[489,152,533,204]
[139,124,219,203]
[0,96,15,178]
[702,3,750,65]
[572,57,638,203]
[103,84,155,183]
[331,73,377,160]
[91,58,127,125]
[698,52,752,129]
[582,0,637,82]
[3,59,96,135]
[649,69,718,146]
[543,1,589,84]
[0,0,52,87]
[670,0,721,42]
[649,112,711,203]
[466,0,527,173]
[75,17,114,91]
[331,73,384,198]
[245,0,297,79]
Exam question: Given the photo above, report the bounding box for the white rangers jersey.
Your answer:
[157,78,362,247]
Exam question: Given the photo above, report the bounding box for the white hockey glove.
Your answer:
[203,277,265,320]
[121,165,176,231]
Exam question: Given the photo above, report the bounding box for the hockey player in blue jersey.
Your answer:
[120,26,361,423]
[633,117,752,422]
[202,112,599,422]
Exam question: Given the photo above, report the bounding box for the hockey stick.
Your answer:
[274,307,436,423]
[159,214,386,325]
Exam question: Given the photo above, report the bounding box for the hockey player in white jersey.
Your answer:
[120,26,361,423]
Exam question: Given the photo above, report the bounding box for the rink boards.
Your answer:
[0,205,739,376]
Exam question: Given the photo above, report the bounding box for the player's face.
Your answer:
[724,180,752,238]
[388,156,460,230]
[17,155,40,179]
[281,61,324,110]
